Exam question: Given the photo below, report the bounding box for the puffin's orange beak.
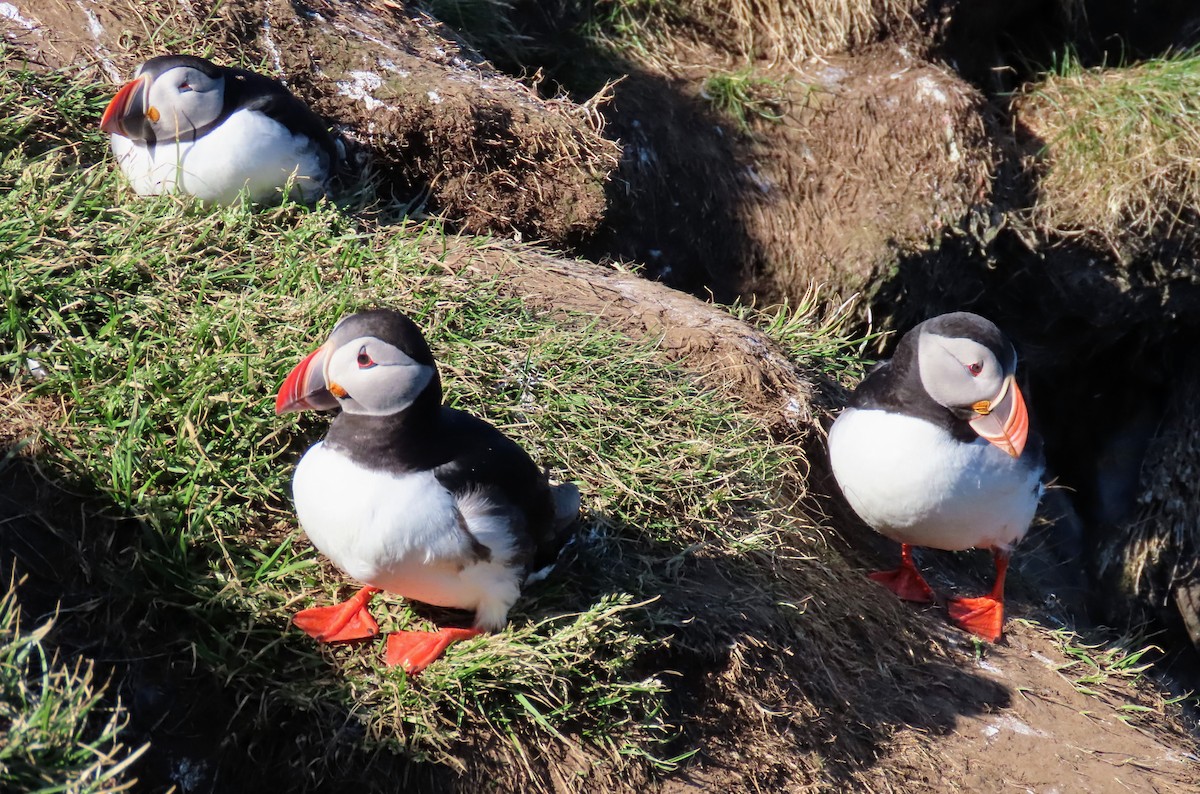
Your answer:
[276,343,340,414]
[968,375,1029,458]
[100,74,149,137]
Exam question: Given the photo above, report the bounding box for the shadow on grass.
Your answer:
[0,446,467,794]
[530,505,1014,788]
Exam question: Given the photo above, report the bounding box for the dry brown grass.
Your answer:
[694,0,922,63]
[1015,53,1200,258]
[587,0,925,70]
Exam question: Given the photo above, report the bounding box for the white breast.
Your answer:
[109,109,327,204]
[828,408,1043,551]
[291,442,523,627]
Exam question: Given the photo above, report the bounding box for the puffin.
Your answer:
[275,309,580,674]
[100,55,336,204]
[827,312,1045,642]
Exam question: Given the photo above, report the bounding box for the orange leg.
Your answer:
[385,627,483,675]
[293,586,381,642]
[948,549,1009,642]
[869,544,936,604]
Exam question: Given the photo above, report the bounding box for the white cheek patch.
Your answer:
[385,364,433,413]
[918,333,1003,410]
[328,337,435,416]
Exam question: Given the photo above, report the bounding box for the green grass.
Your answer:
[0,581,146,793]
[1018,50,1200,248]
[1034,623,1200,730]
[732,288,876,382]
[700,69,788,132]
[576,0,682,61]
[0,63,856,789]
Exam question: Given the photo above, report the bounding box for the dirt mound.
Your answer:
[1,0,617,246]
[585,44,993,305]
[437,239,820,431]
[597,0,925,66]
[736,47,993,304]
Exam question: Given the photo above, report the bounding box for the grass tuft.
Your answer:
[1016,50,1200,255]
[1036,623,1198,732]
[0,580,146,793]
[700,69,788,132]
[733,287,877,382]
[0,49,111,163]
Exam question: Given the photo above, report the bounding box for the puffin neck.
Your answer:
[853,332,978,443]
[323,384,442,472]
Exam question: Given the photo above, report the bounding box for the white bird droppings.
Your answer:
[0,2,37,30]
[915,75,948,105]
[336,71,388,111]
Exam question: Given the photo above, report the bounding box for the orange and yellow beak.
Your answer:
[968,375,1029,458]
[100,74,153,138]
[276,344,340,414]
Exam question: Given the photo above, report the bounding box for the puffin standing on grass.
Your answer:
[275,309,580,674]
[828,312,1044,641]
[100,55,336,204]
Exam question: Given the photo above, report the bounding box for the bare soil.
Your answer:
[580,43,993,305]
[863,621,1198,793]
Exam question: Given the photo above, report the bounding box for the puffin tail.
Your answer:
[551,481,581,532]
[526,480,581,584]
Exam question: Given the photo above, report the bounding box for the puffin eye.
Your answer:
[967,361,983,376]
[356,347,375,369]
[179,81,192,93]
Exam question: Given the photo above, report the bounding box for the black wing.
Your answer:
[431,408,560,572]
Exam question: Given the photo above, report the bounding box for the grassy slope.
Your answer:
[0,62,896,791]
[0,580,147,793]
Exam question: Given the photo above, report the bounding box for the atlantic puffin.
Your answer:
[275,309,580,674]
[828,312,1045,641]
[100,55,336,204]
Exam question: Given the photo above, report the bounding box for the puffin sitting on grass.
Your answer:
[828,312,1045,641]
[101,55,336,204]
[275,309,580,674]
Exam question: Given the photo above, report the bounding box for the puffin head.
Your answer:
[100,55,226,143]
[275,309,441,417]
[912,312,1030,458]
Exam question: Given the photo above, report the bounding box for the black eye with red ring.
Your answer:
[967,361,983,376]
[357,347,376,369]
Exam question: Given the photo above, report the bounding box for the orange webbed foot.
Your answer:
[868,567,936,603]
[293,586,381,642]
[869,544,935,603]
[948,548,1010,642]
[385,627,483,675]
[948,595,1004,642]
